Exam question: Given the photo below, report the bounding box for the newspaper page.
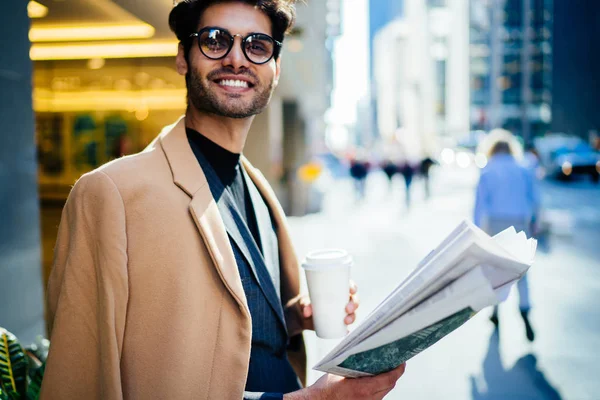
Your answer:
[320,224,487,362]
[313,222,536,378]
[314,266,504,377]
[319,222,526,366]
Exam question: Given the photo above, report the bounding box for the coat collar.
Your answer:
[158,116,205,197]
[157,116,301,325]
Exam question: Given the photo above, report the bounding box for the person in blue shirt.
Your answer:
[474,140,540,341]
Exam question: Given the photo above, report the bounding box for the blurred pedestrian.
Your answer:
[398,161,414,208]
[522,144,541,176]
[381,159,397,191]
[474,140,540,341]
[349,157,370,200]
[521,144,548,248]
[419,156,437,199]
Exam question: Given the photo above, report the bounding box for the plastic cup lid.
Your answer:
[302,249,352,270]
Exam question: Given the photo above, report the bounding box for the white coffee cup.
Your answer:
[302,249,352,339]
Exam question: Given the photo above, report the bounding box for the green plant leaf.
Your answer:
[0,328,28,399]
[0,385,11,400]
[25,342,47,368]
[24,351,41,376]
[26,363,44,400]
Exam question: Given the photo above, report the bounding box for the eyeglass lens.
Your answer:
[198,29,275,64]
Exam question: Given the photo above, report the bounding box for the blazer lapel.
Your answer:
[215,187,260,287]
[241,158,301,308]
[158,117,249,315]
[186,136,287,330]
[215,188,286,330]
[242,167,281,300]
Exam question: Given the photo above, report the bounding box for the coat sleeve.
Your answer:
[40,171,129,400]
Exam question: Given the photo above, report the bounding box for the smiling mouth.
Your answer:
[215,79,254,89]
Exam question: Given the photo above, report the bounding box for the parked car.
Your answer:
[534,134,600,182]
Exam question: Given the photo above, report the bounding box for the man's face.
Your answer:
[177,2,281,119]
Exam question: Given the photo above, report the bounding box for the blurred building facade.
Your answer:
[372,0,470,160]
[265,0,341,216]
[367,0,404,145]
[369,0,554,156]
[470,0,553,143]
[1,0,338,336]
[551,0,600,139]
[0,1,45,345]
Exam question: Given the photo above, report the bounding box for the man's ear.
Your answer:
[273,56,282,86]
[176,43,188,76]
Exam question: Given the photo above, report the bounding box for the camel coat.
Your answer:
[40,117,306,400]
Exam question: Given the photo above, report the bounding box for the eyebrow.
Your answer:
[197,26,272,37]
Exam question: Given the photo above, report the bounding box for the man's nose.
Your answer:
[222,36,250,71]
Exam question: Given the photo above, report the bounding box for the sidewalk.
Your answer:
[288,166,598,400]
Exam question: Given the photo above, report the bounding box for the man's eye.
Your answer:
[247,42,268,55]
[204,38,227,51]
[207,39,220,48]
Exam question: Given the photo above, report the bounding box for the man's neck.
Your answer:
[185,106,254,154]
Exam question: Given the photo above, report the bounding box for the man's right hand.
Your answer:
[284,364,406,400]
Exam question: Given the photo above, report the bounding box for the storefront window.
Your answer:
[34,58,186,198]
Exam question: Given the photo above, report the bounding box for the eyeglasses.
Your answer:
[189,27,282,65]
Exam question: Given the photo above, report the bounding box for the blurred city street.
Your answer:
[1,1,600,399]
[289,166,600,400]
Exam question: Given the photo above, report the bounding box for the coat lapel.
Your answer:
[243,158,307,384]
[187,141,286,330]
[157,117,249,315]
[215,188,287,330]
[241,158,301,308]
[242,167,281,300]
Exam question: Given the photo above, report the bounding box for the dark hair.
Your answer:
[491,141,512,156]
[169,0,296,62]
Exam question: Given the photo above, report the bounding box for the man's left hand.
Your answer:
[299,280,359,331]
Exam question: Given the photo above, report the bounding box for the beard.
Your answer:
[187,67,275,119]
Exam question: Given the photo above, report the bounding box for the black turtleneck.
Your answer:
[186,127,262,252]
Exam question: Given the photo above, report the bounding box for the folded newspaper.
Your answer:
[314,220,537,378]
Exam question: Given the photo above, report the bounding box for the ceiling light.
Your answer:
[28,1,48,19]
[29,23,155,42]
[30,40,179,60]
[33,88,186,112]
[135,107,149,121]
[87,58,105,70]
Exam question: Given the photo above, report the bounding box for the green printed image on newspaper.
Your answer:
[339,307,476,375]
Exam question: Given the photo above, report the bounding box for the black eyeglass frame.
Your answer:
[189,27,283,65]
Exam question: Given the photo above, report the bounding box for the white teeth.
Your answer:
[219,79,249,88]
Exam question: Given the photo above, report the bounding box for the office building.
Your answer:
[470,0,553,143]
[551,0,600,138]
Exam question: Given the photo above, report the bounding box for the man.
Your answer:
[40,1,406,399]
[474,138,540,342]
